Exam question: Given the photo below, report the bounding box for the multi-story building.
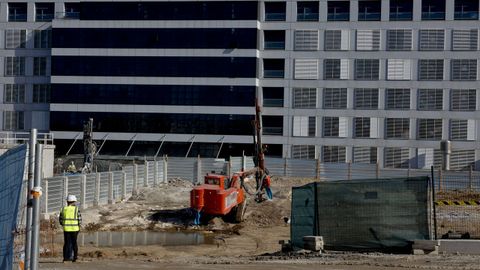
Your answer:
[1,0,479,170]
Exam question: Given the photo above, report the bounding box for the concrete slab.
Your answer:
[439,240,480,255]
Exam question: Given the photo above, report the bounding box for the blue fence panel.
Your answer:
[0,145,27,270]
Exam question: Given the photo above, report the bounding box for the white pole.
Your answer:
[25,129,37,270]
[30,144,43,270]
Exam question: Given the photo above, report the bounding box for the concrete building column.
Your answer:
[413,0,422,21]
[319,0,328,22]
[286,1,296,22]
[377,146,385,169]
[350,0,359,22]
[381,0,390,21]
[28,2,35,22]
[446,0,455,21]
[345,146,353,163]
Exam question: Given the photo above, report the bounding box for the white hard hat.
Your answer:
[66,194,77,202]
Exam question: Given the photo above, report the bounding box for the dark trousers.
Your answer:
[63,231,79,261]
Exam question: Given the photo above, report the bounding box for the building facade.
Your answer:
[1,0,480,170]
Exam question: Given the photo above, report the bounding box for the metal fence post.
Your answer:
[153,159,158,187]
[438,168,443,192]
[133,164,138,195]
[315,159,320,180]
[196,155,202,184]
[283,158,287,177]
[469,165,473,191]
[144,163,149,187]
[63,176,68,205]
[94,173,100,206]
[122,172,127,200]
[108,172,114,204]
[348,161,352,180]
[228,157,232,177]
[375,162,380,179]
[163,155,168,183]
[80,175,86,210]
[242,153,246,171]
[43,179,48,214]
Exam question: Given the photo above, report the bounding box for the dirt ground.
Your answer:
[38,177,480,269]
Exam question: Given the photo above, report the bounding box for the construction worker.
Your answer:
[59,195,82,262]
[66,161,77,174]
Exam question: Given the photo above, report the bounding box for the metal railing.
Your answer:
[0,132,54,145]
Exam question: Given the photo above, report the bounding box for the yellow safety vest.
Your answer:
[61,205,80,232]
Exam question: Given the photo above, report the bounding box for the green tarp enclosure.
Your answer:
[291,177,431,250]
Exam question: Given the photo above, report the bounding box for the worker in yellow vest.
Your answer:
[59,194,82,262]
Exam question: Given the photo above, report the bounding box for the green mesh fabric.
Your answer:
[291,177,430,250]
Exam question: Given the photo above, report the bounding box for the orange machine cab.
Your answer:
[190,173,244,216]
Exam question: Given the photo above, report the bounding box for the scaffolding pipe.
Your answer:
[95,133,109,156]
[125,134,137,157]
[185,136,196,158]
[216,136,225,159]
[65,133,80,156]
[154,135,166,158]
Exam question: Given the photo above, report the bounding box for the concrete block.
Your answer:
[412,240,440,251]
[412,240,440,255]
[303,236,324,251]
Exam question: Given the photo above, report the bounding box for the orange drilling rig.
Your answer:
[190,98,271,224]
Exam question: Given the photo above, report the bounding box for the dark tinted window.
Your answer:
[54,139,281,158]
[51,56,256,78]
[50,112,254,135]
[422,0,446,20]
[64,3,80,18]
[265,2,286,21]
[80,1,258,20]
[358,0,381,21]
[390,0,413,21]
[51,84,255,106]
[455,0,479,20]
[8,3,27,22]
[52,28,257,49]
[328,1,350,21]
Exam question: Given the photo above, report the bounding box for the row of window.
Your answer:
[3,84,50,104]
[267,88,476,111]
[266,0,479,22]
[7,2,258,22]
[50,112,283,135]
[266,29,479,51]
[291,145,475,170]
[3,56,48,76]
[292,116,475,141]
[52,56,256,78]
[51,84,254,106]
[6,1,480,23]
[52,28,256,49]
[5,29,52,49]
[265,58,480,81]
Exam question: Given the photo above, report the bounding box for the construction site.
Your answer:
[0,107,480,270]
